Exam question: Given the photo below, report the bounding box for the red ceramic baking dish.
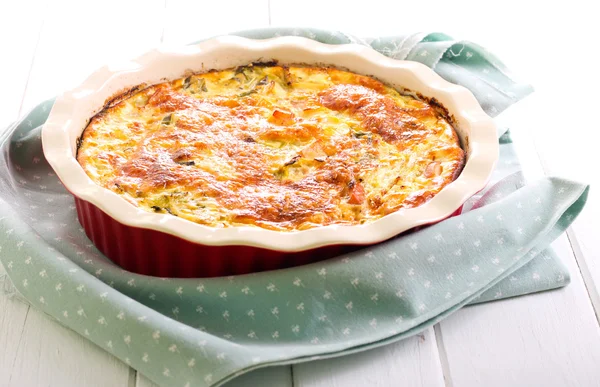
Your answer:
[42,36,498,278]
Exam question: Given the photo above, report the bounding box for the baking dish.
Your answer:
[42,36,498,278]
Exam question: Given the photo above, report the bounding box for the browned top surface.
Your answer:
[77,66,464,231]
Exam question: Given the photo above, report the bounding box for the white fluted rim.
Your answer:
[42,36,498,252]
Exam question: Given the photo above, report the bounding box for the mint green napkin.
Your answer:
[0,29,587,387]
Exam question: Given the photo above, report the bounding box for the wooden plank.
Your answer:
[136,365,292,387]
[563,200,600,320]
[0,265,30,386]
[2,264,131,387]
[0,1,45,127]
[20,0,166,113]
[7,304,133,387]
[0,1,45,383]
[526,86,600,320]
[438,235,600,387]
[293,328,444,387]
[161,0,271,45]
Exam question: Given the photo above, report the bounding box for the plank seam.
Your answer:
[160,0,167,44]
[565,228,600,324]
[7,306,30,386]
[433,323,454,387]
[17,18,45,117]
[128,367,137,387]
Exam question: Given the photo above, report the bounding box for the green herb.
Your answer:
[199,79,208,92]
[238,89,257,97]
[183,76,207,93]
[282,67,292,86]
[234,66,248,75]
[257,76,269,86]
[352,131,370,138]
[169,191,189,198]
[233,66,252,82]
[273,168,286,179]
[161,114,172,126]
[151,205,176,216]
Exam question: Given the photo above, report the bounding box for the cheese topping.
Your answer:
[77,65,465,231]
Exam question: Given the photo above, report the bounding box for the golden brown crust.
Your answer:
[77,66,465,231]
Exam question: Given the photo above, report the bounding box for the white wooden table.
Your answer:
[1,1,599,386]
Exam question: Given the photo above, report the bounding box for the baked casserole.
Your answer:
[43,36,498,276]
[77,65,465,232]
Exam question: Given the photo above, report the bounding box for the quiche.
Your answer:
[77,65,465,231]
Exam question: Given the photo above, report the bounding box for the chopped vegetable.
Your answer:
[257,76,269,86]
[198,79,208,92]
[150,205,177,216]
[348,182,365,204]
[301,142,327,160]
[424,162,443,177]
[183,76,207,93]
[353,131,371,138]
[238,89,257,97]
[284,155,300,166]
[269,109,295,126]
[161,114,173,125]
